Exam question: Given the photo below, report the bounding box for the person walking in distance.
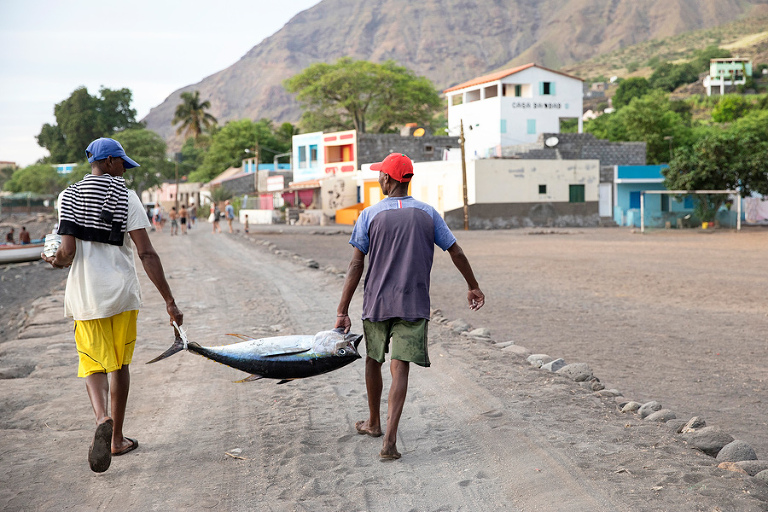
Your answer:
[179,205,188,235]
[334,153,485,460]
[42,137,183,473]
[225,200,235,233]
[169,207,178,236]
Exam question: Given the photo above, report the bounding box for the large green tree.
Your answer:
[36,87,140,163]
[112,128,174,195]
[190,119,289,183]
[663,130,768,221]
[3,164,66,195]
[172,91,218,140]
[612,77,651,109]
[284,58,442,133]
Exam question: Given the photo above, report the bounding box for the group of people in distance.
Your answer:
[209,200,236,234]
[150,204,196,235]
[4,226,32,245]
[42,138,484,472]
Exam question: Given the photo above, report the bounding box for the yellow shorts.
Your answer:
[74,310,139,377]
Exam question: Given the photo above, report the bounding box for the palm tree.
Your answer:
[172,91,217,140]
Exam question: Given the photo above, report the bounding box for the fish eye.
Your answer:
[338,349,346,356]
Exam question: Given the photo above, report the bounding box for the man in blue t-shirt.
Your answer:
[335,153,485,460]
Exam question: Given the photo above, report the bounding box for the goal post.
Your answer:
[640,190,741,233]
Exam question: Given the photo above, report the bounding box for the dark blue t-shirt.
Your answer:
[349,196,456,322]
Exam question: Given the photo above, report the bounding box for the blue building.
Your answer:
[613,164,686,227]
[613,165,739,228]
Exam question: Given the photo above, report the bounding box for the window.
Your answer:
[569,184,585,203]
[540,81,555,95]
[451,95,463,106]
[538,184,547,194]
[309,145,318,166]
[500,119,507,133]
[503,84,524,97]
[298,146,307,169]
[527,119,536,134]
[424,144,434,155]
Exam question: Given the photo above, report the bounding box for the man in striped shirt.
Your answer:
[335,153,485,460]
[43,138,183,473]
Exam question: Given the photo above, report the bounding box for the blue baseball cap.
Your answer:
[85,138,140,169]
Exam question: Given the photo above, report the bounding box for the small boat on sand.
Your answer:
[0,242,44,264]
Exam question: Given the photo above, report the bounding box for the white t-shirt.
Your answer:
[61,190,151,320]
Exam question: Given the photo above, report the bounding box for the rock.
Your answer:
[645,409,677,422]
[684,427,735,457]
[680,416,706,433]
[305,259,320,269]
[718,462,749,475]
[620,401,642,413]
[734,460,768,476]
[556,363,592,381]
[527,354,553,368]
[501,345,529,356]
[594,389,622,398]
[716,440,758,462]
[638,401,662,419]
[755,470,768,484]
[467,327,491,338]
[448,319,471,333]
[573,373,592,382]
[541,358,566,372]
[590,380,605,391]
[666,419,687,433]
[494,341,515,348]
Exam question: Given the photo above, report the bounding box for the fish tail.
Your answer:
[145,335,186,364]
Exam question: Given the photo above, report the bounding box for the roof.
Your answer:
[443,63,583,94]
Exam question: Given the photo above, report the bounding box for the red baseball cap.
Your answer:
[371,153,414,183]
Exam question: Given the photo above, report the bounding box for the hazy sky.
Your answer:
[0,0,321,167]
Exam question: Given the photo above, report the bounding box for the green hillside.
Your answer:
[562,5,768,82]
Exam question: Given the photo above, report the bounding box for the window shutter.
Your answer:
[539,82,544,95]
[550,82,556,95]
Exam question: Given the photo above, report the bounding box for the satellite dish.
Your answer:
[413,128,426,137]
[545,136,559,147]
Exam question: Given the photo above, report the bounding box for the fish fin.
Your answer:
[263,348,310,357]
[146,336,186,364]
[276,379,296,385]
[234,374,263,383]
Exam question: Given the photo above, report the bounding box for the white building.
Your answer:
[444,63,584,159]
[409,159,599,229]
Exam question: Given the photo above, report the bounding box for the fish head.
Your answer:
[313,329,363,359]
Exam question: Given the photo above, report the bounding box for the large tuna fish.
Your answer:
[147,324,362,384]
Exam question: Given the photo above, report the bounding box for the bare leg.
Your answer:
[356,356,383,436]
[110,365,132,453]
[85,372,113,472]
[381,359,409,459]
[85,373,111,425]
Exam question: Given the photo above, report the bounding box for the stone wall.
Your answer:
[357,134,460,164]
[501,132,646,171]
[220,173,257,196]
[444,201,600,229]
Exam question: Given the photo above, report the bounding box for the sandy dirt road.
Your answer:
[2,224,768,511]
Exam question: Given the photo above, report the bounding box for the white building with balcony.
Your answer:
[703,58,753,96]
[444,63,584,159]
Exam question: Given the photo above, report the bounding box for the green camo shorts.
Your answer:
[363,318,429,367]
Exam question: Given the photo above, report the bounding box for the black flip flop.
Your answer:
[113,437,139,456]
[88,419,113,473]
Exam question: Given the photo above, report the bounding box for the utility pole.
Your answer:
[460,120,469,230]
[174,152,182,213]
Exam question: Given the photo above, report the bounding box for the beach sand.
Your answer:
[2,223,768,511]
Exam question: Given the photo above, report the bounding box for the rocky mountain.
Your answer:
[144,0,766,149]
